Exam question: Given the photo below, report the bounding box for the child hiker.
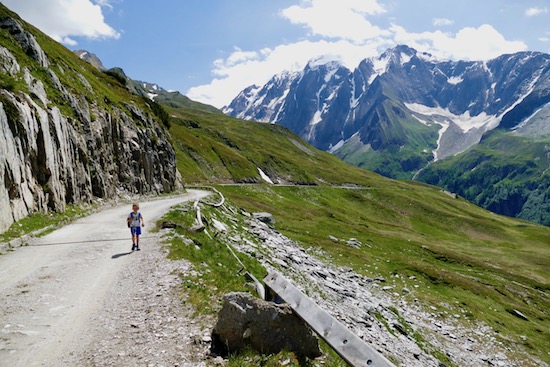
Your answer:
[128,203,145,251]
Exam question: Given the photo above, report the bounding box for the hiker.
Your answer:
[128,203,145,251]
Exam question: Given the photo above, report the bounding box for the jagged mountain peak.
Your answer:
[226,44,550,174]
[379,44,417,60]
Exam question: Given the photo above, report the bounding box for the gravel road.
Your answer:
[0,190,214,367]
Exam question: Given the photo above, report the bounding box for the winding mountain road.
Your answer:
[0,190,210,367]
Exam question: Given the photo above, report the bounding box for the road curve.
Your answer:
[0,190,210,367]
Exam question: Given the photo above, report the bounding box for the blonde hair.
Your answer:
[132,203,140,209]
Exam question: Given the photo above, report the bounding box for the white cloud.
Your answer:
[189,1,529,108]
[390,23,527,61]
[281,0,389,43]
[219,48,261,68]
[432,18,454,27]
[525,7,548,16]
[187,39,381,108]
[1,0,119,45]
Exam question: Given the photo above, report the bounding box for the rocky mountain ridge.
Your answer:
[225,45,550,176]
[224,45,550,225]
[0,7,181,233]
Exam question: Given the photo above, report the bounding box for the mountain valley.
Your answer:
[0,3,549,366]
[225,45,550,225]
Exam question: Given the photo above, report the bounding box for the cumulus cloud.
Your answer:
[187,39,381,108]
[281,0,389,43]
[391,23,527,61]
[1,0,119,45]
[525,7,548,16]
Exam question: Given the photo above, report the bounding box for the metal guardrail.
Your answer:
[186,185,225,207]
[264,271,396,367]
[187,186,393,365]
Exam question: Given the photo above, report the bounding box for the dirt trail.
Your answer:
[0,190,212,367]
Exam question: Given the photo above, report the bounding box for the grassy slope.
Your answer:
[165,106,550,365]
[166,105,384,186]
[417,129,550,225]
[213,185,550,365]
[334,99,440,180]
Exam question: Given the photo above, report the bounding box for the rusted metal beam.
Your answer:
[264,271,395,367]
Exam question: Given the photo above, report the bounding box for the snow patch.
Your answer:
[405,103,499,133]
[311,110,323,126]
[324,66,339,83]
[147,93,158,101]
[309,55,342,69]
[447,76,463,85]
[329,139,345,153]
[400,52,412,65]
[257,168,274,184]
[369,55,390,83]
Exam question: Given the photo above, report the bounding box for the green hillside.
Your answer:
[416,129,550,226]
[162,103,550,365]
[165,105,385,186]
[0,3,548,364]
[335,99,440,180]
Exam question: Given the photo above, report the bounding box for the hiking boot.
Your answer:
[136,246,140,251]
[132,244,136,251]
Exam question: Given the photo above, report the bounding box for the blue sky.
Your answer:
[2,0,549,108]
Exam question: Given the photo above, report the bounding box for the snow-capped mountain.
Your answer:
[224,45,550,179]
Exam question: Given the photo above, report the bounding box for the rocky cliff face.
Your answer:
[0,14,180,233]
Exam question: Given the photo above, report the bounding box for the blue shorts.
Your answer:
[131,226,142,236]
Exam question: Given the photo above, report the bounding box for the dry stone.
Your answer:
[212,292,321,358]
[253,212,275,224]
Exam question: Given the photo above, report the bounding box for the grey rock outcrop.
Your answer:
[212,292,321,358]
[0,45,20,75]
[252,212,275,224]
[0,17,48,68]
[0,19,181,233]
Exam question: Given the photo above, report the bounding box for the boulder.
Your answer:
[346,238,362,248]
[212,292,321,358]
[253,212,275,224]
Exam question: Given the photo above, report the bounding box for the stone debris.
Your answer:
[221,211,529,367]
[212,292,321,358]
[252,212,275,224]
[346,238,362,248]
